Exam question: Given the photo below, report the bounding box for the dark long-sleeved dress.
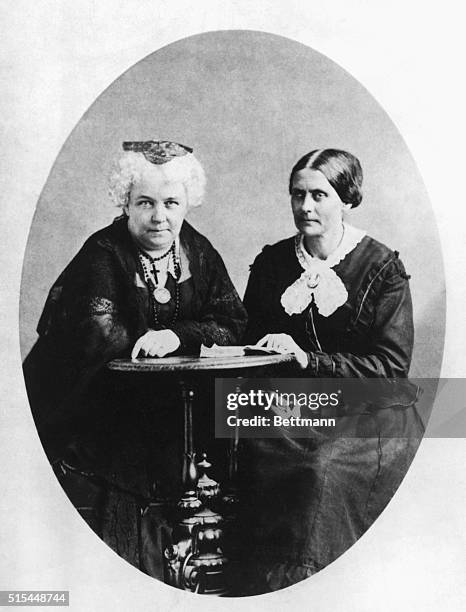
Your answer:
[239,228,423,594]
[23,215,247,568]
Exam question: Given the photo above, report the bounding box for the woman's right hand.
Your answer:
[256,333,309,369]
[131,329,181,359]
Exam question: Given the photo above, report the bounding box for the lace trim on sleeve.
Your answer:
[87,297,116,315]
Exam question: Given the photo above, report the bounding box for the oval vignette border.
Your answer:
[18,28,446,592]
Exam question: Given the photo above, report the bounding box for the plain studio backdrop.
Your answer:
[19,30,444,377]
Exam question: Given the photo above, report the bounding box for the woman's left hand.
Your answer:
[131,329,181,359]
[256,333,309,369]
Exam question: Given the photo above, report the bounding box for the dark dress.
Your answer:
[239,231,423,594]
[23,215,247,569]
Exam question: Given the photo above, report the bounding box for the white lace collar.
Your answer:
[296,223,366,269]
[281,223,366,317]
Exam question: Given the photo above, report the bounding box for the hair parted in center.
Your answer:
[289,148,363,208]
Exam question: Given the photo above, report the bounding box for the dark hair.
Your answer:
[289,149,363,208]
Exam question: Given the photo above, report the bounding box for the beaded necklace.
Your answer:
[138,242,182,326]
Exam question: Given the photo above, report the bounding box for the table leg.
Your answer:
[180,381,198,489]
[227,383,241,484]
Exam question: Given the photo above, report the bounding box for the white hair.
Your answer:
[108,151,206,209]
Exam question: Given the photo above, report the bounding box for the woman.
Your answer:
[23,140,247,569]
[239,148,423,594]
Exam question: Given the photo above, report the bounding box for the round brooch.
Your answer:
[306,273,320,289]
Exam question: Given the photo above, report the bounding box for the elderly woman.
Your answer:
[239,148,423,594]
[23,140,246,569]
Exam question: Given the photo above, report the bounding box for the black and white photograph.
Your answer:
[2,2,465,610]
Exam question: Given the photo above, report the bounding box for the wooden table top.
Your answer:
[107,353,296,372]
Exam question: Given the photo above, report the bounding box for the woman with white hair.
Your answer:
[23,140,247,569]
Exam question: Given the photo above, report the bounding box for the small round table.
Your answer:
[107,354,295,487]
[107,354,295,590]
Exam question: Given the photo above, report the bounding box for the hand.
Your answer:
[131,329,181,359]
[257,333,309,369]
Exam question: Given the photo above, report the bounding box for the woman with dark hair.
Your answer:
[240,148,422,594]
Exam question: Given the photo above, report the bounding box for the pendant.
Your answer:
[153,287,171,304]
[306,272,320,289]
